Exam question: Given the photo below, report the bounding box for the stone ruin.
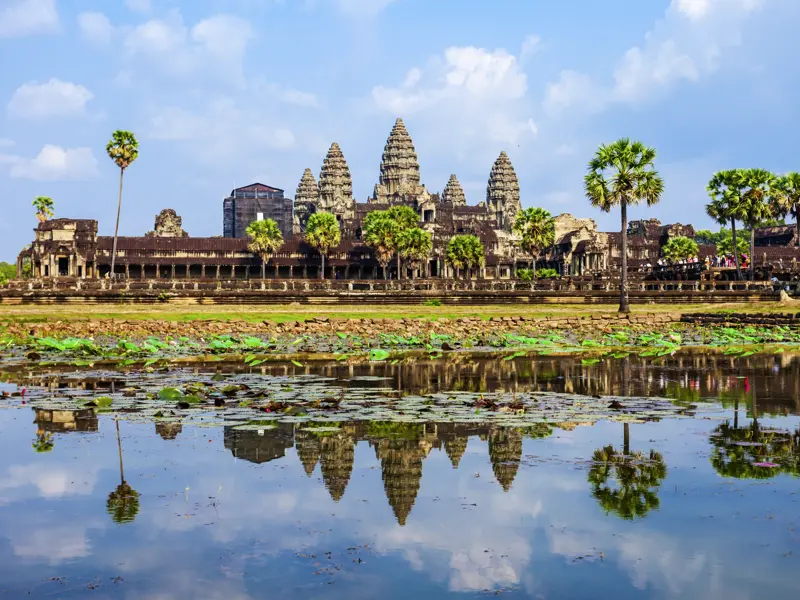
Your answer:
[146,209,189,238]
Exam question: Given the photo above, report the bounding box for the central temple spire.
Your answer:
[373,118,425,203]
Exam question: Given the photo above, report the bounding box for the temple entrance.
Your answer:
[58,257,69,276]
[429,260,438,277]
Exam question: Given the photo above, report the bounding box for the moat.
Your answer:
[1,355,798,599]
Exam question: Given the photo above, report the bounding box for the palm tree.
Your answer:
[107,419,140,524]
[772,172,800,247]
[738,168,777,280]
[661,236,699,264]
[32,432,54,453]
[304,212,341,280]
[707,170,744,281]
[386,205,420,279]
[106,131,139,278]
[587,442,667,520]
[397,227,432,279]
[32,196,54,222]
[445,234,485,279]
[584,139,664,313]
[364,211,400,279]
[245,218,284,279]
[512,207,555,279]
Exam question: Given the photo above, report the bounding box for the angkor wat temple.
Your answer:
[14,117,800,281]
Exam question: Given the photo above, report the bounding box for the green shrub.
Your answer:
[517,268,533,281]
[424,299,442,307]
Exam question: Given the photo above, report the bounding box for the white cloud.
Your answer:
[0,0,58,38]
[306,0,397,17]
[124,12,254,83]
[7,79,93,120]
[13,526,92,564]
[371,45,534,152]
[77,11,114,45]
[7,145,99,181]
[542,0,766,113]
[126,0,152,13]
[520,34,541,63]
[0,138,14,148]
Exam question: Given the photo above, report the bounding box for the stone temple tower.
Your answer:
[486,151,521,231]
[441,174,466,206]
[293,168,318,234]
[372,118,426,203]
[318,142,355,221]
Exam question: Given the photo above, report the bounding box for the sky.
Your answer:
[1,0,799,261]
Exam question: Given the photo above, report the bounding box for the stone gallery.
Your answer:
[15,117,800,281]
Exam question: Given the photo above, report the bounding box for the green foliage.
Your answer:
[423,299,441,307]
[584,139,664,212]
[0,262,16,284]
[662,236,699,262]
[32,196,54,221]
[773,172,800,224]
[363,211,400,271]
[517,268,533,281]
[106,130,139,171]
[246,218,284,276]
[385,205,419,230]
[107,482,140,524]
[513,207,555,269]
[694,229,724,246]
[305,212,341,254]
[710,421,799,479]
[585,138,663,311]
[397,227,432,272]
[32,432,54,453]
[716,229,748,259]
[445,234,485,275]
[537,268,558,279]
[588,444,667,520]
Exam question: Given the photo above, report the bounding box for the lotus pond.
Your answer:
[0,352,799,598]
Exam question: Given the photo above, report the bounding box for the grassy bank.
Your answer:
[0,301,791,325]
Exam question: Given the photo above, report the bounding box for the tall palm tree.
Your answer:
[386,205,420,279]
[304,212,341,280]
[32,196,54,222]
[397,227,432,279]
[107,419,140,524]
[512,207,556,279]
[707,170,744,281]
[106,131,139,278]
[245,218,284,279]
[364,211,399,279]
[584,139,664,313]
[772,172,800,247]
[739,169,777,280]
[445,234,485,279]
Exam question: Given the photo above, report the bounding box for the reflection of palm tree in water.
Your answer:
[588,421,667,520]
[32,432,54,453]
[107,419,140,524]
[710,379,800,479]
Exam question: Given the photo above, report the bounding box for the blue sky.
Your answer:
[1,0,799,260]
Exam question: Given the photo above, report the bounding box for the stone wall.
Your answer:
[680,312,800,326]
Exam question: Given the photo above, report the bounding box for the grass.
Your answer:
[0,301,794,325]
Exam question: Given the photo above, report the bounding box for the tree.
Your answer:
[738,168,777,280]
[773,172,800,247]
[106,131,139,278]
[716,228,748,263]
[707,170,745,280]
[661,236,699,263]
[587,444,667,520]
[32,432,54,453]
[513,207,555,279]
[694,229,722,246]
[445,234,485,279]
[246,218,283,279]
[584,139,664,313]
[397,227,432,279]
[304,212,340,280]
[32,196,54,222]
[364,211,400,279]
[386,205,420,278]
[107,419,140,524]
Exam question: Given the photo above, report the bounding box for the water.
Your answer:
[0,355,799,599]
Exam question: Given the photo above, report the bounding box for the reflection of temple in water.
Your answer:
[155,422,183,441]
[222,421,547,525]
[34,408,97,434]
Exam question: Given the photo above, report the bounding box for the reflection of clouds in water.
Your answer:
[0,463,97,500]
[124,572,253,600]
[11,525,92,564]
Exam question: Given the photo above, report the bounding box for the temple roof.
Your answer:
[230,182,284,195]
[442,174,467,206]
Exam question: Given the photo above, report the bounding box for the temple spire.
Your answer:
[486,151,521,231]
[293,168,319,234]
[374,117,421,201]
[318,143,354,219]
[442,174,466,206]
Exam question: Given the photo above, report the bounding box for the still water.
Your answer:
[0,355,799,599]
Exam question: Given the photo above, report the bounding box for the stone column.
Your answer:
[170,264,175,279]
[215,265,220,279]
[16,255,22,279]
[274,264,279,279]
[303,265,308,279]
[201,264,206,279]
[125,264,130,279]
